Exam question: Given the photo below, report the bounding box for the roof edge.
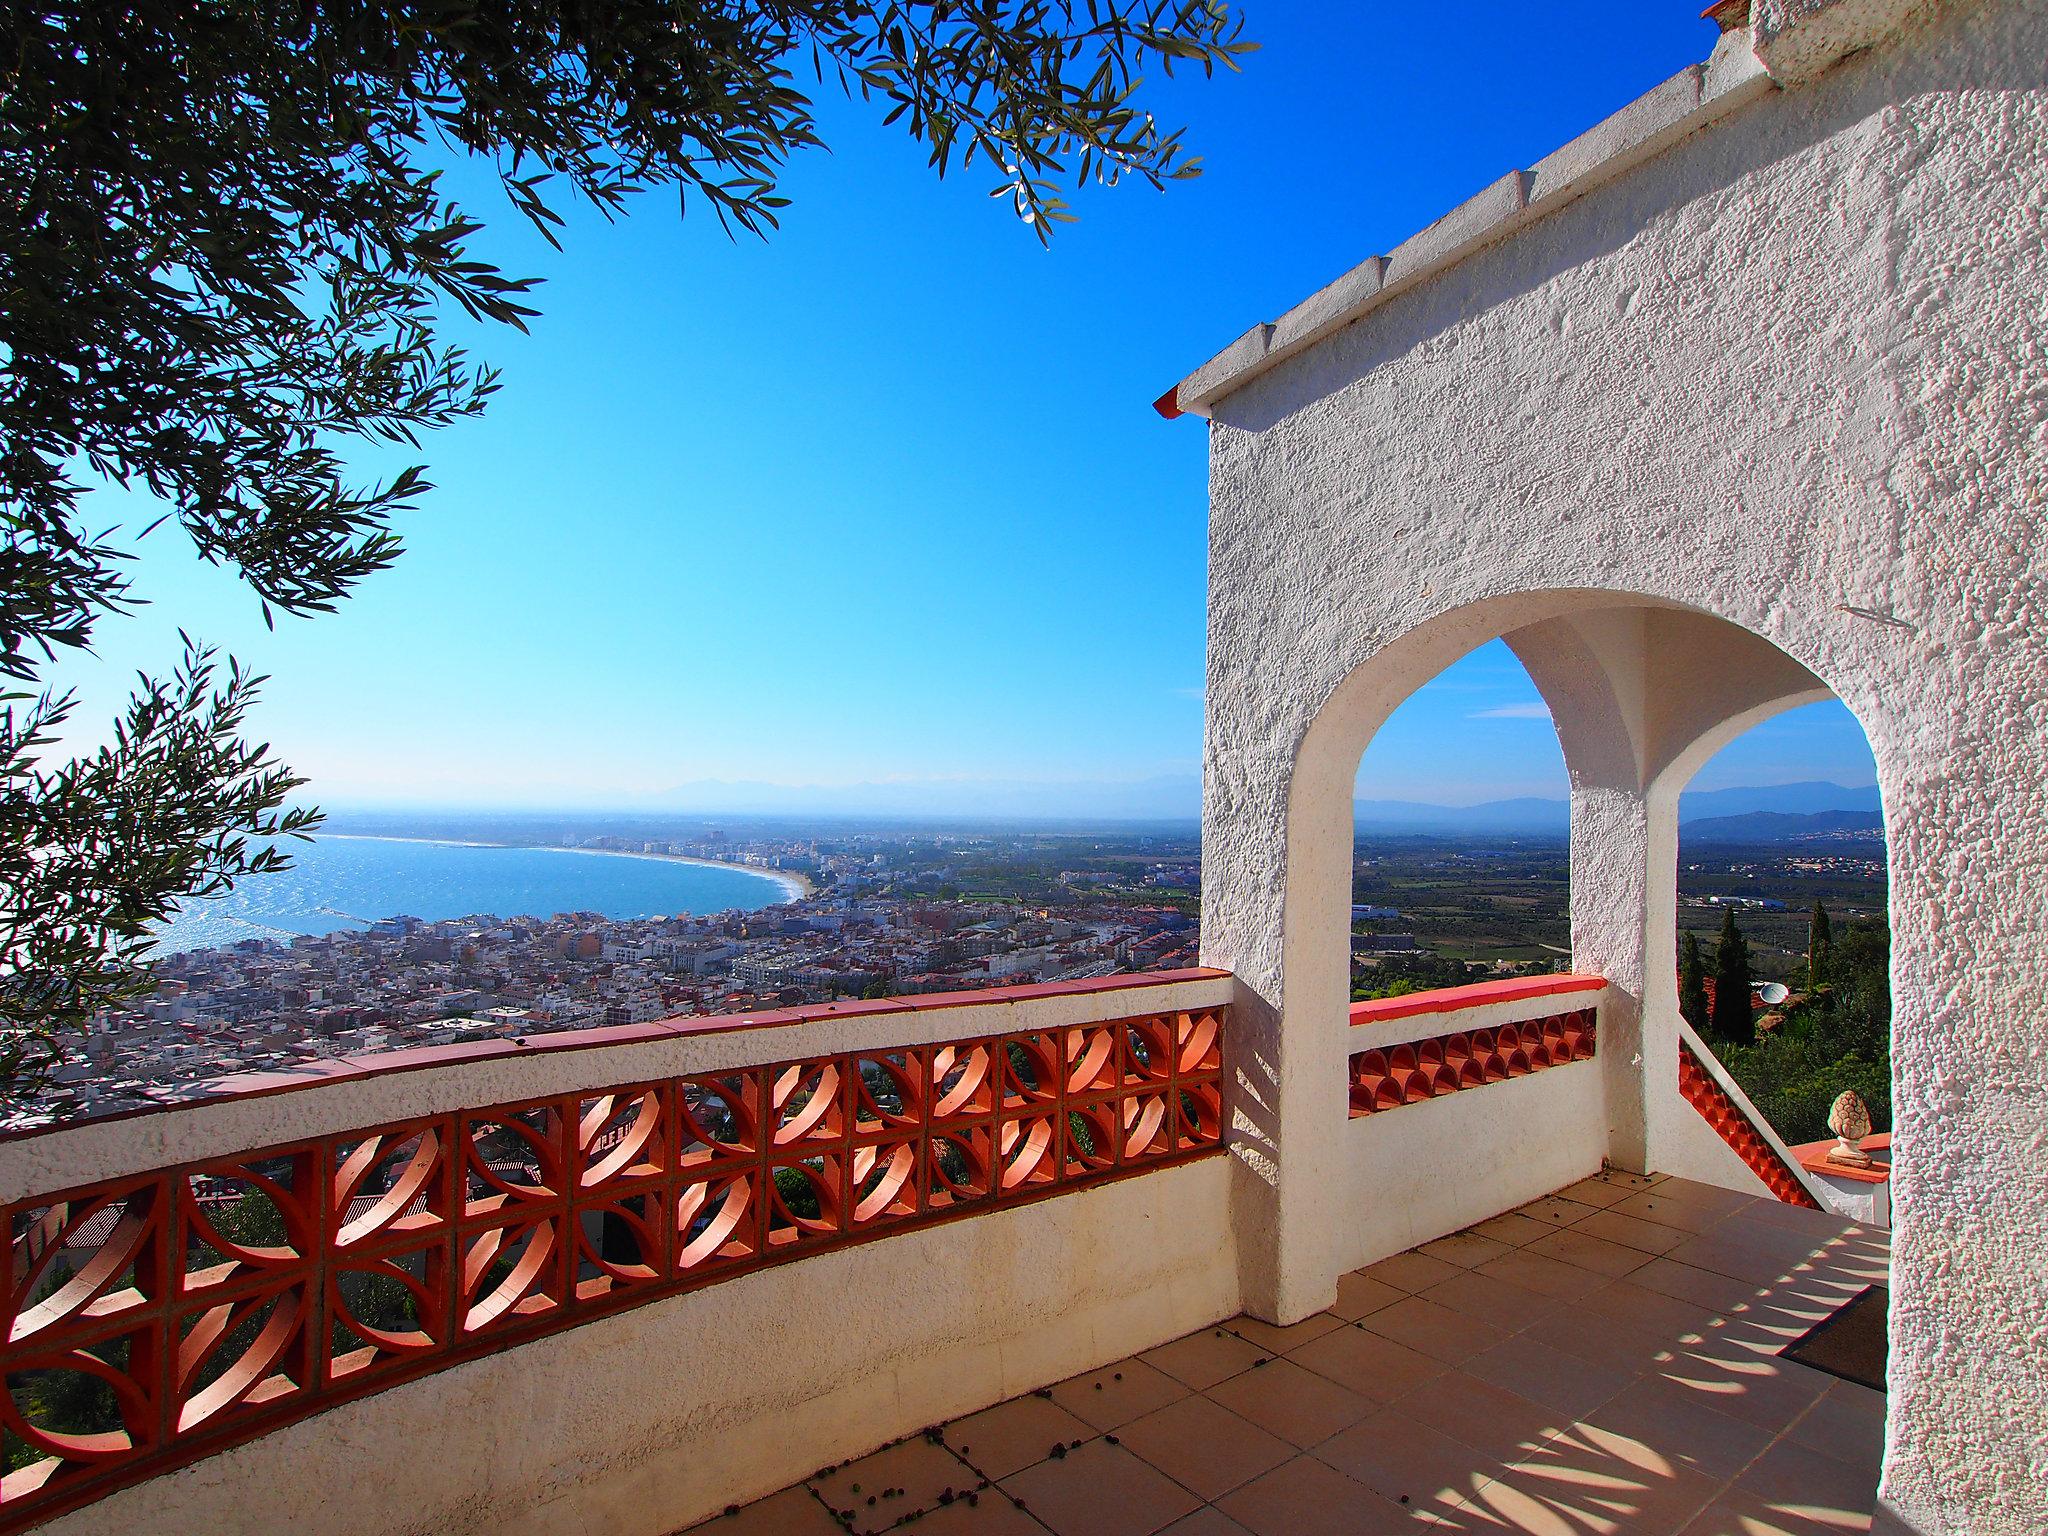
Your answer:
[1161,0,1919,421]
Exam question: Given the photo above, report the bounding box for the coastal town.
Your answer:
[11,812,1885,1130]
[18,826,1205,1129]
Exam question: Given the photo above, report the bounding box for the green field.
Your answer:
[1351,835,1887,983]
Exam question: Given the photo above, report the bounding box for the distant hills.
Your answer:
[1678,809,1884,844]
[1353,781,1880,839]
[609,775,1881,838]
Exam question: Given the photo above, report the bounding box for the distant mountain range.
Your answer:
[614,775,1880,837]
[1677,808,1884,844]
[1354,781,1880,838]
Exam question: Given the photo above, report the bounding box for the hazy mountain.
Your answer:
[620,776,1879,833]
[1350,782,1880,837]
[1676,782,1882,819]
[1679,809,1884,844]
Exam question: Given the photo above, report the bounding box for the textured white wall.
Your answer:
[1194,2,2048,1530]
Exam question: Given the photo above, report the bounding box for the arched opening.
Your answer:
[1673,699,1893,1226]
[1349,636,1573,1000]
[1222,589,1901,1321]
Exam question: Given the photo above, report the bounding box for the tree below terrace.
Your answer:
[0,2,1252,1088]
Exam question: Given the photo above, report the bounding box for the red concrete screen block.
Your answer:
[0,1003,1226,1531]
[1676,1043,1820,1208]
[1348,1008,1598,1118]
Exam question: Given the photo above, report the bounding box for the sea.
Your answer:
[152,836,796,955]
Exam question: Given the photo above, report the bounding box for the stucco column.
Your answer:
[1566,781,1682,1175]
[1200,735,1351,1326]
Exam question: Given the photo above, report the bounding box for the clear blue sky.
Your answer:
[47,3,1874,814]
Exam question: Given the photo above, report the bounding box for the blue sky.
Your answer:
[45,3,1874,814]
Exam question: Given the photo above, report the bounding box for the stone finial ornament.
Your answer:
[1826,1089,1875,1167]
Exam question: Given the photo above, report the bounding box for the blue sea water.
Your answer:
[154,836,794,955]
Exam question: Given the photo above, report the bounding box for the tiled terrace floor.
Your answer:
[686,1171,1889,1536]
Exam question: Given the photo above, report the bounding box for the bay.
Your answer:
[153,835,796,955]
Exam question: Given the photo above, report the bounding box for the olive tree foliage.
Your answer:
[0,1,1252,1086]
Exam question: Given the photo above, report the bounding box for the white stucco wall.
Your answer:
[1188,2,2048,1531]
[1336,1063,1607,1272]
[1334,987,1611,1269]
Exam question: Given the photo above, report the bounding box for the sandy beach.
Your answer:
[549,844,813,900]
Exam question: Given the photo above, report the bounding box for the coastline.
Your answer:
[325,833,810,901]
[158,836,812,955]
[537,844,813,900]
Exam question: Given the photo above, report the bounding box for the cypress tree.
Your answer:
[1711,908,1756,1045]
[1808,901,1834,992]
[1679,931,1710,1030]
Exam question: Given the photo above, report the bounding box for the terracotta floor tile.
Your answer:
[947,1392,1098,1481]
[1207,1355,1375,1448]
[1491,1425,1724,1536]
[1783,1382,1886,1474]
[1736,1197,1858,1240]
[1474,1248,1609,1301]
[1653,1178,1763,1223]
[1583,1376,1777,1482]
[1628,1256,1768,1314]
[1462,1334,1633,1420]
[1572,1208,1690,1255]
[1142,1327,1268,1390]
[1333,1269,1407,1321]
[1418,1231,1517,1270]
[1714,1221,1833,1264]
[1467,1211,1556,1247]
[682,1486,843,1536]
[1593,1168,1663,1192]
[908,1487,1047,1536]
[1395,1369,1572,1466]
[1519,1195,1604,1228]
[1580,1278,1718,1343]
[1117,1392,1295,1501]
[1217,1453,1416,1536]
[1676,1489,1861,1535]
[1227,1310,1346,1354]
[1000,1438,1202,1536]
[1554,1175,1638,1209]
[1363,1294,1509,1365]
[1313,1406,1506,1514]
[1728,1438,1878,1532]
[1607,1189,1736,1235]
[1650,1347,1831,1432]
[1524,1308,1682,1376]
[1052,1356,1191,1431]
[1523,1226,1654,1279]
[810,1438,981,1535]
[1665,1236,1802,1289]
[1155,1510,1258,1536]
[1365,1251,1467,1294]
[1290,1322,1449,1402]
[1418,1268,1560,1334]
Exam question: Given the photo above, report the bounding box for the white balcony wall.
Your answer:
[14,978,1239,1536]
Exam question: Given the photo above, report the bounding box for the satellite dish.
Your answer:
[1756,982,1790,1006]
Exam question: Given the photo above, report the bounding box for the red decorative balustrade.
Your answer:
[1348,1009,1597,1118]
[1677,1040,1819,1208]
[0,1004,1225,1530]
